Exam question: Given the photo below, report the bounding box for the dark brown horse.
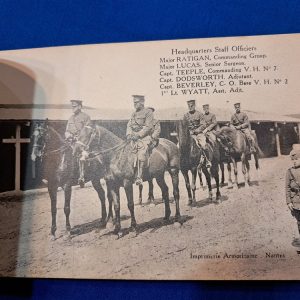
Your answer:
[217,126,261,189]
[176,119,221,205]
[73,125,181,237]
[31,122,108,240]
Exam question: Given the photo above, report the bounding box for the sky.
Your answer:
[0,33,299,115]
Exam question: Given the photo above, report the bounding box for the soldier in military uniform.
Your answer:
[230,102,256,153]
[201,104,220,145]
[126,95,154,185]
[148,107,161,148]
[65,100,92,187]
[65,99,92,140]
[183,99,211,167]
[286,149,300,247]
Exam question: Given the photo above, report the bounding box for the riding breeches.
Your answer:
[132,136,152,161]
[241,128,254,143]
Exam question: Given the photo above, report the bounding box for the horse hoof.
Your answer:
[106,222,114,231]
[116,232,123,240]
[174,222,181,228]
[50,235,56,241]
[233,185,239,190]
[149,203,155,208]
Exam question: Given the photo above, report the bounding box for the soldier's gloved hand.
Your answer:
[288,203,294,211]
[235,125,241,130]
[131,134,139,141]
[65,131,72,140]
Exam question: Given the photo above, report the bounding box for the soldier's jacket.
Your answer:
[126,107,154,138]
[230,112,251,129]
[202,112,219,132]
[286,167,300,210]
[183,110,206,134]
[66,111,91,136]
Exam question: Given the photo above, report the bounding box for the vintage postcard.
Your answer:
[0,33,300,279]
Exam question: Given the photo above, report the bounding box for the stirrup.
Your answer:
[135,177,143,186]
[78,178,85,188]
[206,160,212,168]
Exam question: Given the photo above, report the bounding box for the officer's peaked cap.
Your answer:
[290,149,300,160]
[132,95,145,102]
[70,99,83,106]
[234,102,241,107]
[187,99,196,104]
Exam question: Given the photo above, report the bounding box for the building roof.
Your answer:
[0,104,299,123]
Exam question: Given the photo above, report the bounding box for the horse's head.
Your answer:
[176,119,191,147]
[31,122,48,162]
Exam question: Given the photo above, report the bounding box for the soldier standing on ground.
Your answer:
[286,149,300,248]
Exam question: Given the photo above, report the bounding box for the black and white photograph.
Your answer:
[0,33,300,279]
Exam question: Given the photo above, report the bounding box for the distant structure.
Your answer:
[0,104,299,192]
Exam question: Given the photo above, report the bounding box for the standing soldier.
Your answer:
[65,100,92,140]
[230,102,256,153]
[286,149,300,248]
[201,103,220,145]
[126,95,154,185]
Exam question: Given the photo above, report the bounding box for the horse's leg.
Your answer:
[124,179,137,233]
[241,153,249,188]
[182,169,192,205]
[197,166,205,191]
[202,166,213,201]
[156,175,171,221]
[232,158,239,190]
[107,181,121,236]
[191,167,197,204]
[197,166,204,190]
[138,184,143,206]
[245,157,251,187]
[105,188,114,230]
[212,163,221,202]
[219,161,225,186]
[147,179,155,204]
[227,161,233,189]
[169,168,181,223]
[91,178,107,224]
[48,183,58,240]
[63,183,72,234]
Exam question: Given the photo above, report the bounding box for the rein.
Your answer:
[84,141,128,162]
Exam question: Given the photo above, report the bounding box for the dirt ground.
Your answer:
[1,156,300,280]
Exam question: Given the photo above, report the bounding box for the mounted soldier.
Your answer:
[65,99,92,187]
[286,148,300,248]
[126,95,155,186]
[230,102,256,153]
[201,103,220,146]
[148,107,161,149]
[65,100,92,141]
[183,99,211,168]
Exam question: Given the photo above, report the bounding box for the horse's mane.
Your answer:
[96,125,124,149]
[218,126,236,141]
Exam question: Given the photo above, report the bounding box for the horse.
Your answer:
[30,121,109,240]
[73,125,181,237]
[216,126,261,189]
[176,119,221,205]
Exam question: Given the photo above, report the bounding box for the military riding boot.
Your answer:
[249,139,256,153]
[135,160,146,186]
